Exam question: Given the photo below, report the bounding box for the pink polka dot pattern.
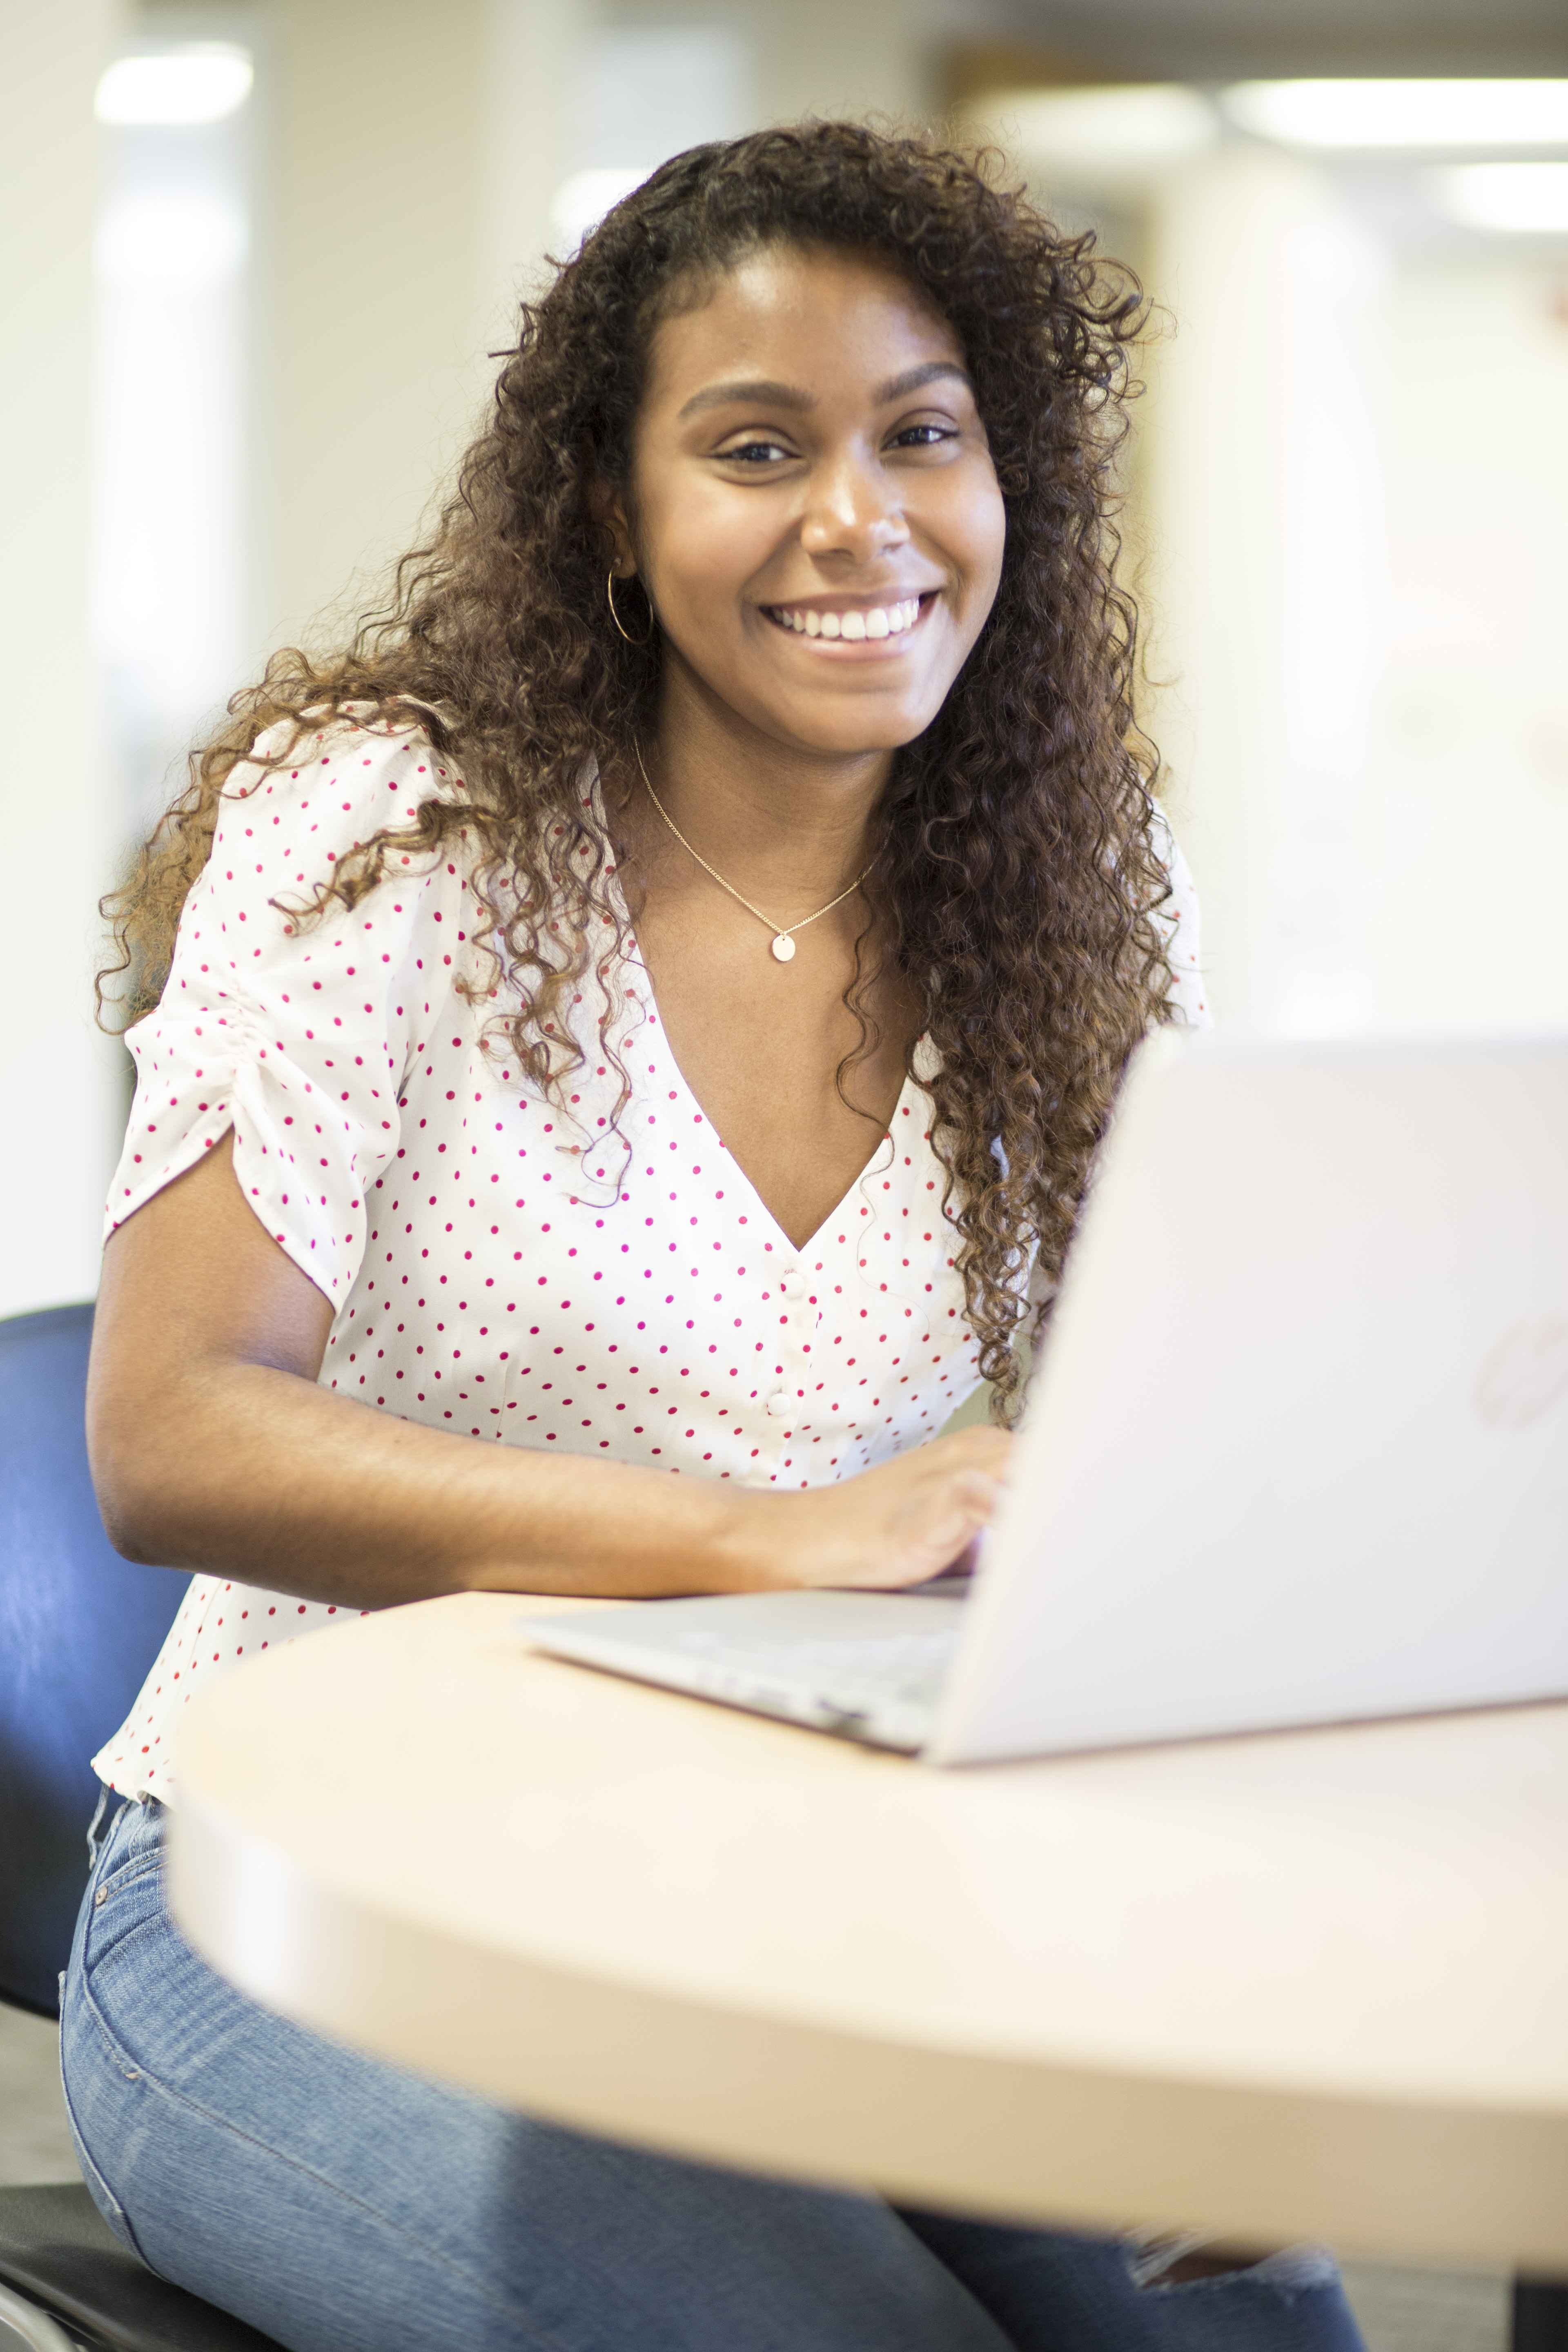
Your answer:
[92,718,1210,1800]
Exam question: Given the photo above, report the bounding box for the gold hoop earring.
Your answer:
[606,570,654,647]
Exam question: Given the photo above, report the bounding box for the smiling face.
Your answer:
[612,244,1008,760]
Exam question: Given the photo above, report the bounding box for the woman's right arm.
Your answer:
[88,1134,1010,1611]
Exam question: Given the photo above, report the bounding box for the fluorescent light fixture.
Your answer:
[1435,162,1568,232]
[549,168,647,250]
[1223,79,1568,149]
[989,85,1218,182]
[95,45,253,126]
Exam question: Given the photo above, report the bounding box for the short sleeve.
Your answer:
[107,719,467,1304]
[1151,810,1211,1032]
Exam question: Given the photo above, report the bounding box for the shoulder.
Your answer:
[229,703,469,824]
[1151,809,1197,909]
[180,707,480,951]
[1147,805,1209,1031]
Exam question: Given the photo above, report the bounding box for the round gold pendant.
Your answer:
[771,933,796,963]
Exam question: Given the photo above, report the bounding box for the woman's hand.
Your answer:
[715,1427,1013,1594]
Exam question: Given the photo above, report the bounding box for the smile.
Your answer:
[761,595,929,642]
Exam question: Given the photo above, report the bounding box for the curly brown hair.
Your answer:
[102,119,1175,1416]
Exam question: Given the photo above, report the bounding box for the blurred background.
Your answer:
[4,0,1568,1324]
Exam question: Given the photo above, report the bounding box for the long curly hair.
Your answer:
[102,120,1175,1416]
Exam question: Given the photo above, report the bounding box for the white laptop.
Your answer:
[523,1034,1568,1764]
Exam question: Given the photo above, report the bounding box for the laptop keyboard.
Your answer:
[666,1624,959,1709]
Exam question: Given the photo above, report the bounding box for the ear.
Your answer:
[586,474,638,579]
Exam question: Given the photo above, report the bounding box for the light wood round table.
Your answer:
[168,1590,1568,2270]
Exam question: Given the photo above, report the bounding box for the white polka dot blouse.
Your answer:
[92,714,1209,1799]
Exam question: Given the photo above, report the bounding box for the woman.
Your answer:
[63,124,1362,2351]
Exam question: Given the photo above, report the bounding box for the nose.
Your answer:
[799,445,909,565]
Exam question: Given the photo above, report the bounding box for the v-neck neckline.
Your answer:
[648,993,916,1262]
[592,768,922,1261]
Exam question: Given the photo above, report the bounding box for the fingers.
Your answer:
[756,1425,1015,1593]
[872,1463,1009,1589]
[953,1465,1008,1512]
[921,1466,1009,1552]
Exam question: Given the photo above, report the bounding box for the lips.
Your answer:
[762,595,929,642]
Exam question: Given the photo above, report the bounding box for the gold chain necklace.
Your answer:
[633,743,872,964]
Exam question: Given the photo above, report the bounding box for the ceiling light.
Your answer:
[1434,163,1568,232]
[984,85,1218,183]
[95,46,253,126]
[1223,79,1568,149]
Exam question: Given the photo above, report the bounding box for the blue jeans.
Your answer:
[60,1796,1367,2352]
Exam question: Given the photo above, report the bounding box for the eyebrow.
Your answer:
[677,359,973,422]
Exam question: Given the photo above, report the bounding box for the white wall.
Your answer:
[254,0,501,649]
[1138,143,1385,1035]
[1361,254,1568,1036]
[479,0,598,340]
[94,53,254,835]
[0,1,127,1320]
[1136,151,1568,1042]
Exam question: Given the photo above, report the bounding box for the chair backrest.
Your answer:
[0,1306,187,2016]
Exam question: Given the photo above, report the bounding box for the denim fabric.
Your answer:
[60,1797,1367,2352]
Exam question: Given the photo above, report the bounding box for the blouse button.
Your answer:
[766,1388,793,1419]
[780,1268,805,1300]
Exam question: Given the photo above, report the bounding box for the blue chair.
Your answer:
[0,1305,188,2018]
[0,1303,284,2350]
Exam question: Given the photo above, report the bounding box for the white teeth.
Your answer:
[772,596,925,639]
